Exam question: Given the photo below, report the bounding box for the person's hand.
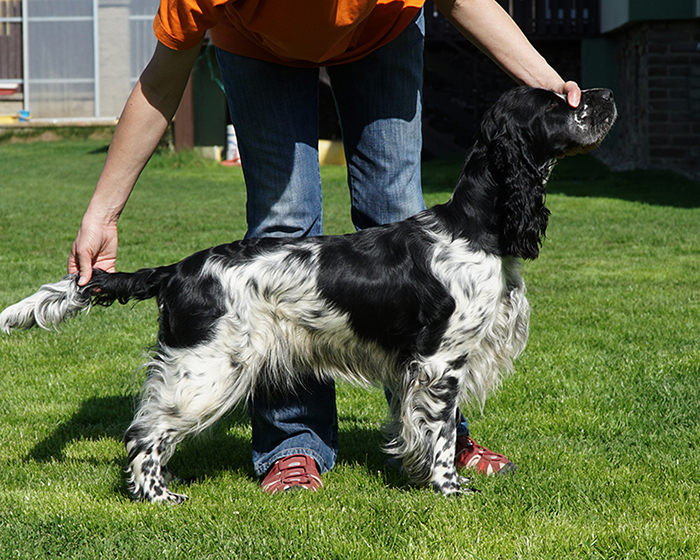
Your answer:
[561,80,581,108]
[68,214,119,286]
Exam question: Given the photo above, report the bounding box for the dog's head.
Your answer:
[481,87,617,163]
[476,87,617,259]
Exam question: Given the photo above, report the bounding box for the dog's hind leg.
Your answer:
[124,347,247,503]
[387,361,470,496]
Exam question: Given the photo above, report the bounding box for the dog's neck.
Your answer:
[433,143,552,260]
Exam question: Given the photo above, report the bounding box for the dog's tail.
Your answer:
[0,266,174,334]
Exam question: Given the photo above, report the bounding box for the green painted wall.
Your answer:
[602,0,699,33]
[629,0,697,21]
[581,38,620,147]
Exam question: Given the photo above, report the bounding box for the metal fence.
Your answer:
[24,0,98,118]
[129,0,158,90]
[1,0,158,119]
[504,0,599,39]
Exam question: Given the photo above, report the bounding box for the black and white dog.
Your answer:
[1,87,616,503]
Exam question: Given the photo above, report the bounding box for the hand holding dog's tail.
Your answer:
[0,275,92,333]
[1,266,171,334]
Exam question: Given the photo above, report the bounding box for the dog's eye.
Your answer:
[546,101,558,112]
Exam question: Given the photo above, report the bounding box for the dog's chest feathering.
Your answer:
[424,236,530,405]
[431,237,528,346]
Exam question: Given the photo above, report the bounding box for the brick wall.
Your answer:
[609,19,700,179]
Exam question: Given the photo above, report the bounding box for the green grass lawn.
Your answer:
[1,139,699,559]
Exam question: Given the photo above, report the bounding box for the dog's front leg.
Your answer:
[426,415,471,496]
[390,362,470,496]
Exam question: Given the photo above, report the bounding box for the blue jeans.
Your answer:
[216,9,468,477]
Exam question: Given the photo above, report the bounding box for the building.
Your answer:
[583,0,700,178]
[0,0,158,121]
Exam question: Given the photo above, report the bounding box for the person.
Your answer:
[69,0,583,494]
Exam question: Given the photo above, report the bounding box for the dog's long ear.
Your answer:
[489,132,551,260]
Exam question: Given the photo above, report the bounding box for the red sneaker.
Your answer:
[455,436,516,475]
[261,454,323,494]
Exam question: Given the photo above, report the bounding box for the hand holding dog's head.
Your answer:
[480,87,617,165]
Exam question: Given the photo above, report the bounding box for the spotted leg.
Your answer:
[124,347,246,503]
[388,361,473,495]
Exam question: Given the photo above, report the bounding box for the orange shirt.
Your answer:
[154,0,425,67]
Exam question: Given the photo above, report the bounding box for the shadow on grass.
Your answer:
[88,145,109,155]
[27,395,133,464]
[421,154,700,208]
[26,395,406,494]
[547,155,700,208]
[25,396,255,497]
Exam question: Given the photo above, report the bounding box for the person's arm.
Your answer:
[433,0,581,107]
[68,41,201,285]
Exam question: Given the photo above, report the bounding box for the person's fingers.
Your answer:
[77,253,93,286]
[563,81,581,108]
[69,243,94,286]
[68,219,119,286]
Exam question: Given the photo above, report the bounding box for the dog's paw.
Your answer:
[137,487,189,504]
[456,475,480,494]
[130,474,190,504]
[431,474,479,496]
[161,490,189,505]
